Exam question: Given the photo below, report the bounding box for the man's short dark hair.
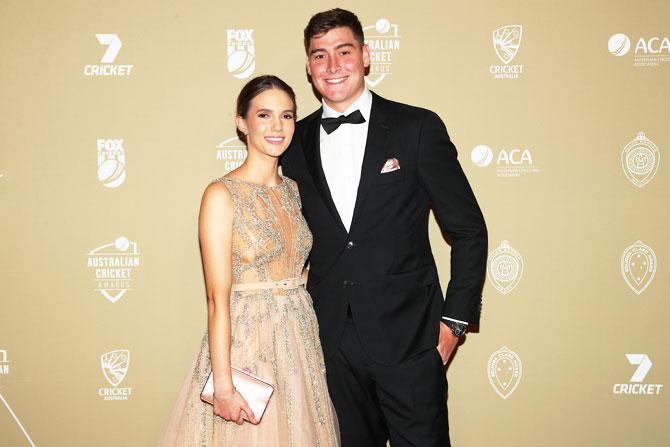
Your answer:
[303,8,365,53]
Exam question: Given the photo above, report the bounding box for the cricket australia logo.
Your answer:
[490,25,524,79]
[363,19,401,87]
[227,29,255,80]
[621,240,657,295]
[97,139,126,188]
[99,349,133,400]
[86,236,140,303]
[487,241,523,294]
[215,136,247,171]
[487,346,522,399]
[621,132,659,188]
[84,34,133,76]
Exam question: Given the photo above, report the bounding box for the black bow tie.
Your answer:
[321,109,366,135]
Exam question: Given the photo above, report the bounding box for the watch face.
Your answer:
[449,323,466,337]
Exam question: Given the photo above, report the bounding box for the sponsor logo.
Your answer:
[97,139,126,188]
[608,33,670,67]
[227,29,255,79]
[99,349,133,400]
[621,132,659,188]
[488,241,523,295]
[487,346,522,399]
[363,18,401,87]
[215,136,247,171]
[621,240,657,295]
[0,349,9,375]
[490,25,524,79]
[86,236,140,303]
[471,144,540,177]
[613,354,663,395]
[84,34,133,76]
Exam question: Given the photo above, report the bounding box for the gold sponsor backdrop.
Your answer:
[1,0,668,445]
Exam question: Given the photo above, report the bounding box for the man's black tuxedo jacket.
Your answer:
[281,92,487,366]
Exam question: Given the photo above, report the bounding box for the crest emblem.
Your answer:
[487,346,522,399]
[487,240,523,294]
[363,19,401,87]
[493,25,522,64]
[621,240,657,295]
[100,349,130,387]
[621,132,660,188]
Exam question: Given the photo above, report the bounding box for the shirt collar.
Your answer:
[321,87,372,121]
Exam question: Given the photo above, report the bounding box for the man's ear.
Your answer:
[362,44,371,68]
[306,56,312,76]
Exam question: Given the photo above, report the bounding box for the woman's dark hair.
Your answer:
[303,8,364,53]
[236,75,296,118]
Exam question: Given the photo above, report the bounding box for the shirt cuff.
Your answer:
[442,317,469,325]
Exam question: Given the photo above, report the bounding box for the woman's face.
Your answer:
[237,88,295,159]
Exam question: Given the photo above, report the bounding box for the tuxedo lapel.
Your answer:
[302,111,348,235]
[349,93,392,234]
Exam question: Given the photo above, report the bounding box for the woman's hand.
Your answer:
[213,389,257,425]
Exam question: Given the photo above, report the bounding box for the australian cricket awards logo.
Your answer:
[621,132,659,188]
[97,139,126,188]
[227,29,255,80]
[99,349,133,400]
[488,241,523,294]
[215,136,247,171]
[84,34,133,76]
[363,19,401,87]
[0,349,9,375]
[86,236,140,303]
[490,25,524,79]
[621,240,657,295]
[613,354,663,396]
[488,346,522,399]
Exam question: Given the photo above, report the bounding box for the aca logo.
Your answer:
[99,349,133,400]
[215,136,247,171]
[487,241,523,295]
[621,240,657,295]
[97,139,126,188]
[613,354,663,395]
[487,346,522,399]
[608,33,670,67]
[227,29,255,80]
[84,34,133,76]
[490,25,524,79]
[471,144,540,177]
[363,18,401,87]
[0,349,9,375]
[621,132,659,188]
[86,236,140,303]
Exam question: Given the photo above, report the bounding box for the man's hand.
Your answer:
[436,321,460,365]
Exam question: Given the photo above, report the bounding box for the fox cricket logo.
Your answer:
[363,19,401,87]
[84,34,133,76]
[487,241,523,295]
[470,144,540,178]
[97,139,126,188]
[620,240,657,295]
[0,349,9,375]
[487,346,522,399]
[99,349,133,401]
[608,33,670,67]
[215,136,247,171]
[613,354,663,396]
[227,29,255,80]
[621,132,659,188]
[86,236,140,303]
[490,25,524,79]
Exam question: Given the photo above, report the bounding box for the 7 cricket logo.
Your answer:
[612,354,663,396]
[84,33,134,76]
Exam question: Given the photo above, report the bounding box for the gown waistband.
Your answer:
[230,276,305,292]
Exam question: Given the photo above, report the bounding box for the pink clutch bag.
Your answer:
[200,366,274,424]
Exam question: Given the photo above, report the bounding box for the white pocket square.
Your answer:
[381,158,400,173]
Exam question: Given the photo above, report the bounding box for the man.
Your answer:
[280,8,487,447]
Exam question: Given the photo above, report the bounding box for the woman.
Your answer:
[160,75,339,446]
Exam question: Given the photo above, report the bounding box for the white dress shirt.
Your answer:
[320,88,372,232]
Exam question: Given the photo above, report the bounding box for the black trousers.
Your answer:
[325,316,450,447]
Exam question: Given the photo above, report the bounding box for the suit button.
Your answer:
[346,241,356,249]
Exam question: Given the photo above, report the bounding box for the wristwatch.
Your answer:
[443,320,467,337]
